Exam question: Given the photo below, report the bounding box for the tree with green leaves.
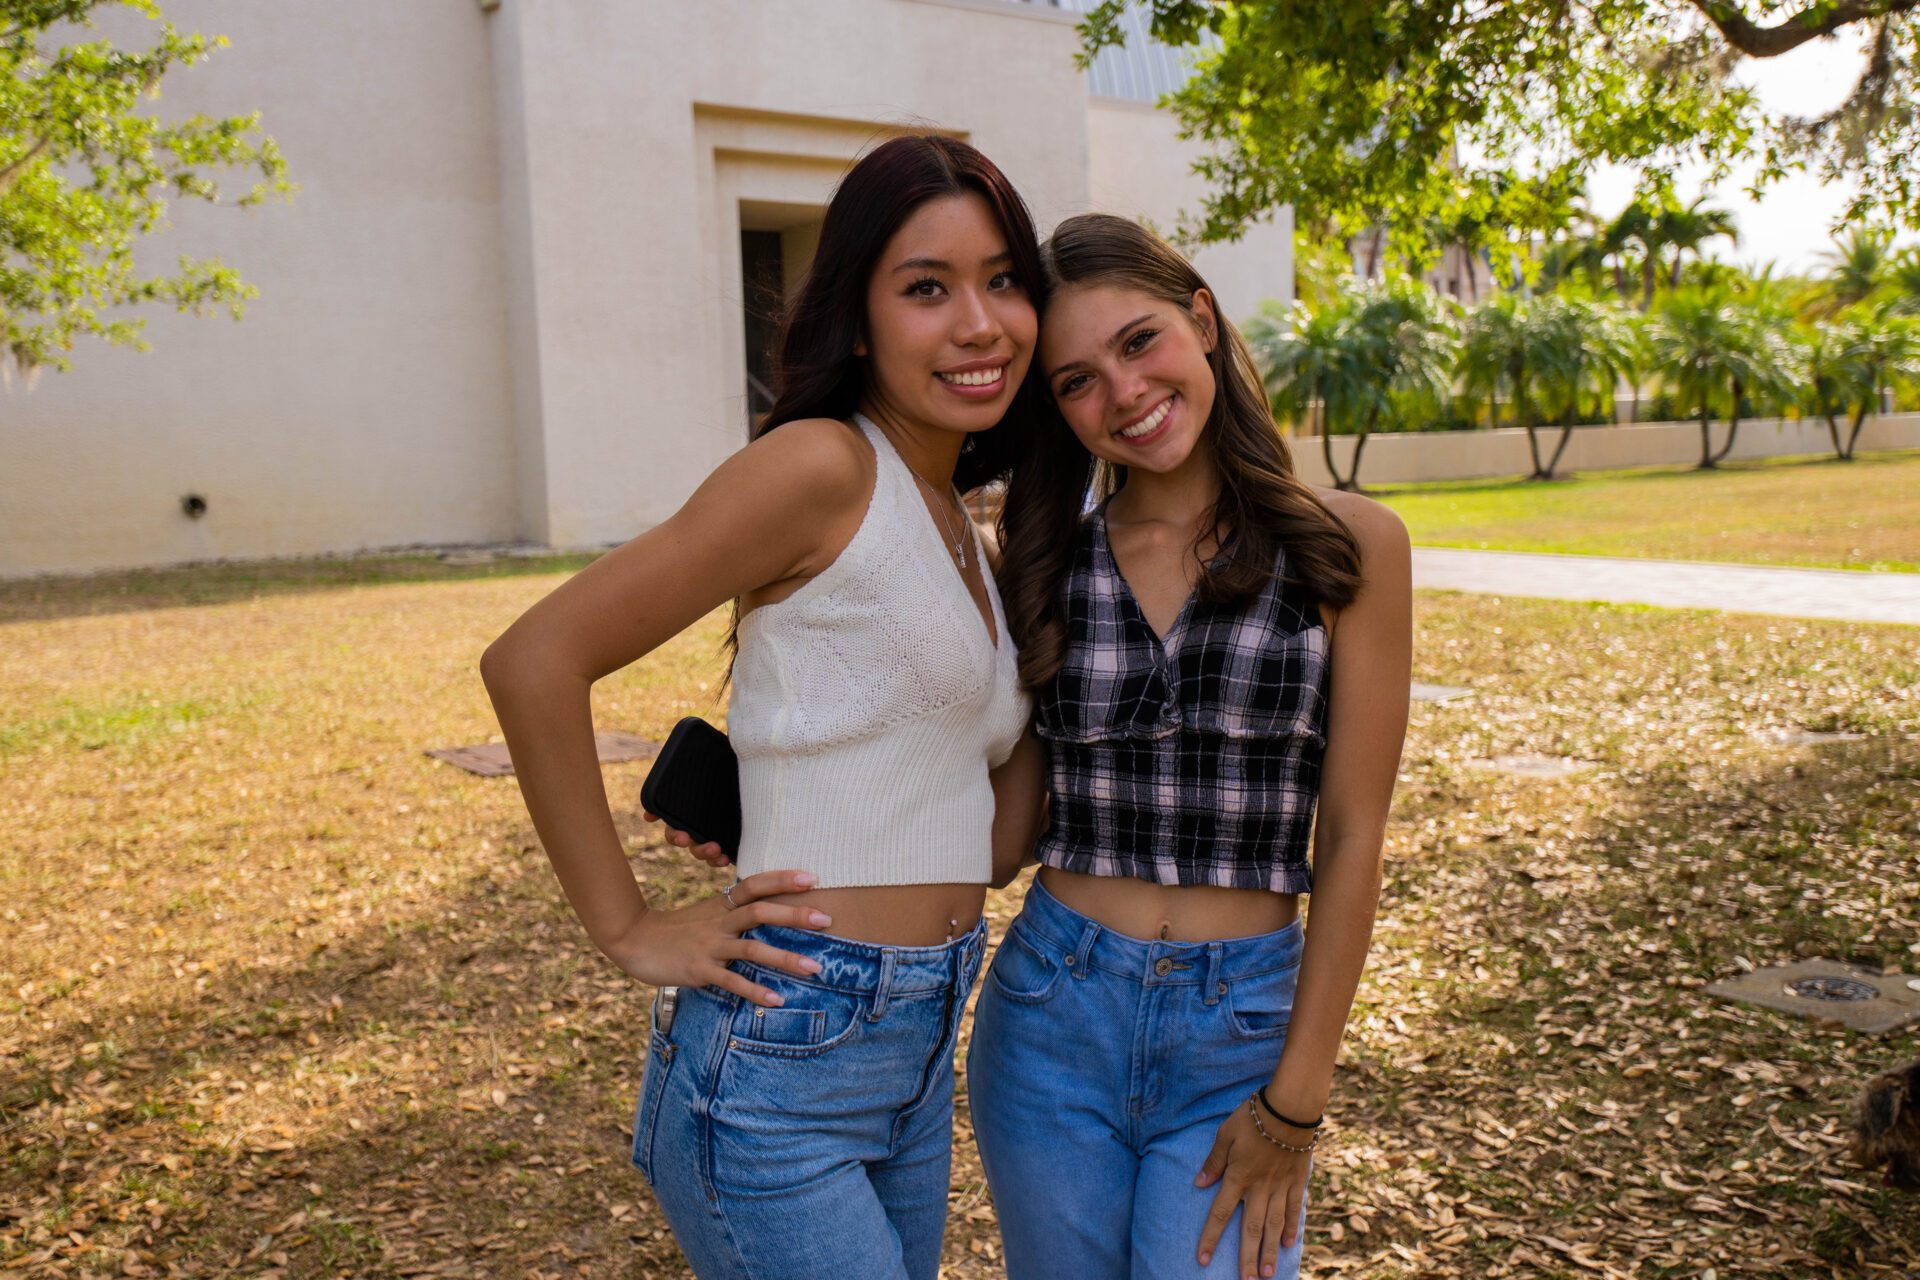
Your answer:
[1079,1,1920,263]
[1249,274,1455,491]
[1456,292,1639,480]
[1810,305,1920,458]
[1,0,291,377]
[1644,287,1799,468]
[1816,225,1899,314]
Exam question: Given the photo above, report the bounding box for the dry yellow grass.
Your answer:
[2,560,1916,1277]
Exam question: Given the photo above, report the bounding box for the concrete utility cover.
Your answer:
[427,731,660,777]
[1411,682,1473,702]
[1707,959,1920,1035]
[1472,753,1595,779]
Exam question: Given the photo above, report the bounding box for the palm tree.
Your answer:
[1459,294,1639,479]
[1456,294,1531,432]
[1816,225,1897,315]
[1835,306,1920,459]
[1600,201,1657,309]
[1655,197,1738,291]
[1250,275,1456,491]
[1645,288,1798,468]
[1884,247,1920,317]
[1803,320,1874,460]
[1529,295,1640,477]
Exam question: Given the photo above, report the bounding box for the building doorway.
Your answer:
[738,202,823,428]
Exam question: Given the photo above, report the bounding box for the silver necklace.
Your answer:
[908,466,968,570]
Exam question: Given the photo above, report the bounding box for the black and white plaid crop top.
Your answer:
[1032,505,1330,893]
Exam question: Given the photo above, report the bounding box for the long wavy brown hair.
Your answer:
[998,213,1364,690]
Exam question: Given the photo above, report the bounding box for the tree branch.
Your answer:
[0,136,53,197]
[1688,0,1920,58]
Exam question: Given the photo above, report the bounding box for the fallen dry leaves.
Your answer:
[1,562,1915,1277]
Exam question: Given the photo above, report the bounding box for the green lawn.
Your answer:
[1377,448,1920,573]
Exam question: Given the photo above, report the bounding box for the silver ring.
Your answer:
[721,880,741,910]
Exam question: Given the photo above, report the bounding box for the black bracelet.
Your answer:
[1258,1085,1323,1131]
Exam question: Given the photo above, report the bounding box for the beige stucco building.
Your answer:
[1,0,1293,578]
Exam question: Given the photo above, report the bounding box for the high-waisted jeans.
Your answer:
[631,919,987,1280]
[968,877,1309,1280]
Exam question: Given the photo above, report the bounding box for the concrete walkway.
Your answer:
[1412,547,1920,626]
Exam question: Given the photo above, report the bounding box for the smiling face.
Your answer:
[1039,282,1219,475]
[858,191,1037,439]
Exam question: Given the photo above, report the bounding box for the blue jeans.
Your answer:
[968,878,1310,1280]
[631,919,987,1280]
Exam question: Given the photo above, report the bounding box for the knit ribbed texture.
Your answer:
[728,415,1030,888]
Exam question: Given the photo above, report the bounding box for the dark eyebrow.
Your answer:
[891,251,1015,274]
[1046,313,1157,380]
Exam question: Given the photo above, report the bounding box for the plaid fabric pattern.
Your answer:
[1033,508,1329,893]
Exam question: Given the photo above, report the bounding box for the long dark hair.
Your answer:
[999,213,1364,689]
[756,133,1045,492]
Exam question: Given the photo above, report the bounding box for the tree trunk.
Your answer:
[1709,378,1742,466]
[1524,422,1546,478]
[1641,255,1656,312]
[1345,431,1370,492]
[1698,404,1716,469]
[1845,400,1872,461]
[1544,424,1576,478]
[1825,410,1848,461]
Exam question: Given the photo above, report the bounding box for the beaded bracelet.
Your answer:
[1257,1085,1324,1131]
[1247,1095,1320,1153]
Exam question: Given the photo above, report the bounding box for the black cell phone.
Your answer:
[640,717,742,863]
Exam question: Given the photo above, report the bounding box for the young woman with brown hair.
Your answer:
[968,213,1411,1280]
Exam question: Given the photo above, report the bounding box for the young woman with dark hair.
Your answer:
[968,213,1411,1280]
[480,134,1045,1280]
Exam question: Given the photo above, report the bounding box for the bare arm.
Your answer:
[1194,493,1412,1274]
[480,419,872,1004]
[987,729,1048,889]
[1267,493,1411,1117]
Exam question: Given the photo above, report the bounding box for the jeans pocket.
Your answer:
[1224,962,1300,1040]
[724,967,865,1059]
[985,925,1065,1005]
[631,1028,676,1182]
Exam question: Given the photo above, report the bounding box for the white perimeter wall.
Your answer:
[1288,414,1920,488]
[1,0,516,579]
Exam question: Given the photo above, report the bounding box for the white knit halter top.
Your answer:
[727,414,1031,888]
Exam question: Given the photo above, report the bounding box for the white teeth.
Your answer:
[1118,398,1172,439]
[937,367,1004,387]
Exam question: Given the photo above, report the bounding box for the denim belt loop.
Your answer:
[869,948,900,1021]
[1202,942,1226,1006]
[1070,920,1100,979]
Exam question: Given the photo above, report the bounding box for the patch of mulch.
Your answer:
[2,576,1915,1277]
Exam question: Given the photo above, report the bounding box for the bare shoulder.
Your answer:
[1313,487,1409,564]
[730,416,873,510]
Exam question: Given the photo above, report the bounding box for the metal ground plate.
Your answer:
[1707,958,1920,1035]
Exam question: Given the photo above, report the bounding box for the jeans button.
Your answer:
[1153,957,1172,977]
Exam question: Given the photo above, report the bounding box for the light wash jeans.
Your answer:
[968,877,1309,1280]
[631,919,987,1280]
